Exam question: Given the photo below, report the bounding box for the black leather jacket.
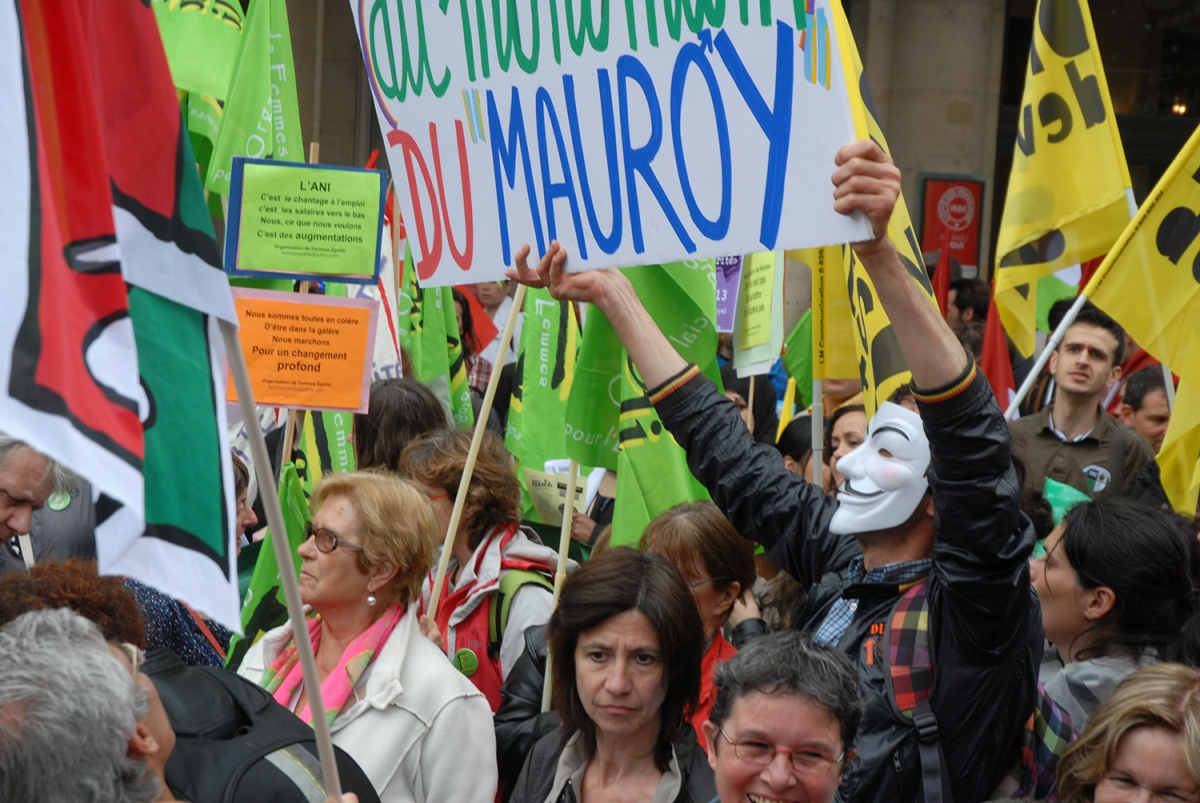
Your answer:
[650,360,1043,803]
[509,724,716,803]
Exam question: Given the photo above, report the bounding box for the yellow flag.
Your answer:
[1085,123,1200,514]
[994,0,1132,356]
[1156,380,1200,515]
[830,2,937,415]
[1087,123,1200,390]
[787,247,859,381]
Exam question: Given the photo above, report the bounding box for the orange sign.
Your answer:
[227,289,378,412]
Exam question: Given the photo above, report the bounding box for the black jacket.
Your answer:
[509,725,716,803]
[651,361,1042,803]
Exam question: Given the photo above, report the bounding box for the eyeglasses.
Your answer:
[119,642,145,677]
[719,729,844,773]
[686,578,715,590]
[424,491,449,502]
[304,522,364,554]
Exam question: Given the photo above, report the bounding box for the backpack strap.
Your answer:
[488,568,555,654]
[182,601,227,662]
[883,579,951,803]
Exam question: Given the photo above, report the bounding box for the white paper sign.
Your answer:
[351,0,872,285]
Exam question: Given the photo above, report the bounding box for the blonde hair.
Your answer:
[310,471,439,609]
[1058,663,1200,802]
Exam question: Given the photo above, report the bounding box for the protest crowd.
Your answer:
[5,0,1200,802]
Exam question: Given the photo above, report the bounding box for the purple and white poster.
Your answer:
[715,255,742,333]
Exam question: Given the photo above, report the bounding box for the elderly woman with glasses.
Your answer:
[509,548,715,803]
[703,631,863,803]
[238,471,498,803]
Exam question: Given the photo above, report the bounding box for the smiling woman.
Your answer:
[508,548,714,803]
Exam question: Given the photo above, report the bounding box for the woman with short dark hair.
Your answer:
[704,631,863,803]
[509,548,714,803]
[1032,498,1200,729]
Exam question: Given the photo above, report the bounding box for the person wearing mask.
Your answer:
[1010,303,1155,500]
[638,502,761,743]
[719,366,779,446]
[509,139,1041,803]
[353,378,449,472]
[402,428,561,710]
[508,548,715,803]
[825,404,866,495]
[239,471,497,803]
[1057,663,1200,803]
[1030,498,1200,730]
[475,280,524,367]
[0,608,168,803]
[704,631,863,803]
[1118,367,1173,454]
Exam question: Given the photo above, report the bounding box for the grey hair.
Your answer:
[0,434,78,495]
[0,609,160,803]
[709,631,864,752]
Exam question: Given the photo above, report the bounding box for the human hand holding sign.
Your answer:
[509,140,964,389]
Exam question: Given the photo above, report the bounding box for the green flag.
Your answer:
[152,0,244,99]
[397,247,474,428]
[205,0,303,196]
[506,289,581,522]
[783,309,814,410]
[226,462,310,670]
[567,262,720,547]
[297,410,358,497]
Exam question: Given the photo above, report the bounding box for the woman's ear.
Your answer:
[1083,585,1117,622]
[368,558,400,593]
[716,581,741,620]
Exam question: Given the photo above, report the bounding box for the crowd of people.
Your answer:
[1,139,1199,803]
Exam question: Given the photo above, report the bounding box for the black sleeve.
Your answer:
[916,360,1037,660]
[729,618,767,649]
[650,366,856,590]
[495,626,559,788]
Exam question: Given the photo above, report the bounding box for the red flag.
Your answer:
[981,294,1016,410]
[932,228,952,318]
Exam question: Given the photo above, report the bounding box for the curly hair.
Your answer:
[398,428,522,550]
[0,560,145,647]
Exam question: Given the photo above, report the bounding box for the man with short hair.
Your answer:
[1119,367,1172,454]
[512,140,1040,803]
[0,434,75,572]
[1009,303,1155,499]
[946,278,989,337]
[0,608,166,802]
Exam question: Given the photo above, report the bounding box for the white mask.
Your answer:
[828,402,931,535]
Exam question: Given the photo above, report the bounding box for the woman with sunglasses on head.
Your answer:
[238,471,498,803]
[400,428,564,712]
[509,547,715,803]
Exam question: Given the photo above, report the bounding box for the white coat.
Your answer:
[239,605,498,803]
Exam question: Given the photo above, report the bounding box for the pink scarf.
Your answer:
[261,603,405,726]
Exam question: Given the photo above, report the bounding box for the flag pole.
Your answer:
[746,374,756,435]
[541,459,579,712]
[811,381,824,488]
[219,319,342,798]
[308,0,325,166]
[427,284,528,618]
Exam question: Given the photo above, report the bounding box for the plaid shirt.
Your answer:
[466,353,493,397]
[812,556,933,646]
